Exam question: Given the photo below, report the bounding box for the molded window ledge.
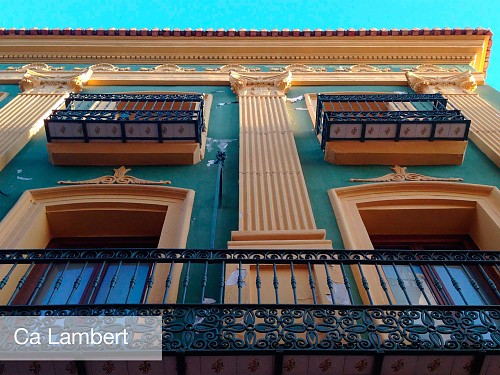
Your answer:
[48,142,203,165]
[324,140,467,165]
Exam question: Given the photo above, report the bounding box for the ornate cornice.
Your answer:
[406,71,477,94]
[349,165,463,182]
[19,69,93,94]
[57,166,171,185]
[229,71,292,97]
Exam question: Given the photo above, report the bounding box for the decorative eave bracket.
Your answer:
[19,68,93,94]
[229,71,292,97]
[406,71,477,94]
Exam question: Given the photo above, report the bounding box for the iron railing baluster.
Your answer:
[273,262,280,304]
[461,265,488,304]
[340,264,354,304]
[391,264,412,304]
[290,262,298,305]
[8,263,34,305]
[125,262,140,304]
[66,262,88,304]
[478,265,500,299]
[375,264,393,305]
[442,264,468,305]
[307,261,317,304]
[87,262,106,304]
[28,263,52,305]
[324,262,335,305]
[357,262,373,305]
[181,261,191,304]
[409,264,432,305]
[104,261,122,304]
[200,261,209,304]
[144,262,157,303]
[219,261,225,303]
[255,263,261,304]
[163,261,175,304]
[237,261,244,304]
[0,263,17,291]
[47,262,69,305]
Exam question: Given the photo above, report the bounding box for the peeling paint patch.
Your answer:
[287,95,304,103]
[216,101,238,108]
[226,269,246,287]
[17,176,32,181]
[293,107,309,111]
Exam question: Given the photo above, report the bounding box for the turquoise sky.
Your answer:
[3,0,499,89]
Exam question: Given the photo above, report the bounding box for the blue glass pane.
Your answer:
[434,266,485,305]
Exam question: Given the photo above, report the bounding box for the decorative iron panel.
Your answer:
[0,305,498,353]
[315,93,471,149]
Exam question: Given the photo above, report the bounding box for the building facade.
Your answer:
[0,27,498,374]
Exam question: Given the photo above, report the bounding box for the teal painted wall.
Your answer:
[0,84,21,109]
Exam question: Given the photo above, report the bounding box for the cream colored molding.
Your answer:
[328,182,500,305]
[349,165,463,182]
[270,64,326,72]
[6,63,65,72]
[139,64,196,72]
[349,64,391,72]
[411,64,461,73]
[19,68,93,94]
[0,70,486,87]
[205,64,260,72]
[406,71,477,94]
[0,36,488,71]
[73,63,130,72]
[57,166,172,185]
[229,71,292,97]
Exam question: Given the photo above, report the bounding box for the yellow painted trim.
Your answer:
[0,185,194,304]
[328,182,500,304]
[324,140,467,165]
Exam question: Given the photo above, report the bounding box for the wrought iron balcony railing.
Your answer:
[0,249,498,355]
[315,94,471,149]
[44,94,205,145]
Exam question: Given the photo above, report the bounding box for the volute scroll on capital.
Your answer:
[19,68,93,94]
[405,71,477,94]
[229,71,292,97]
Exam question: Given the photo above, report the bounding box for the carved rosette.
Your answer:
[229,71,292,97]
[19,69,93,94]
[406,71,477,94]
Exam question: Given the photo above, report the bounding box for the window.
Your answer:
[44,93,213,165]
[305,93,470,165]
[328,182,500,305]
[372,235,498,305]
[0,185,195,305]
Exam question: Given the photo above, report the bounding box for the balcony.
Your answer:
[0,249,498,374]
[44,93,210,165]
[314,94,471,165]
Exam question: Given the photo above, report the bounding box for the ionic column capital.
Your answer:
[229,71,292,97]
[19,68,93,94]
[405,71,477,94]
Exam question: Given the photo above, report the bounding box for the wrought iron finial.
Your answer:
[215,151,226,166]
